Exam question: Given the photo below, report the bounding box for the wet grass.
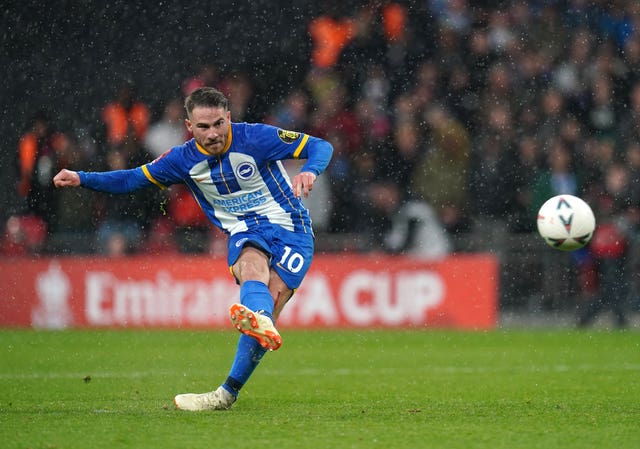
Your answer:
[1,329,639,449]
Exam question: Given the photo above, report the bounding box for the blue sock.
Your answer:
[222,334,267,397]
[221,280,274,397]
[240,280,274,322]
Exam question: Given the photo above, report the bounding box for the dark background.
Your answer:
[0,0,336,220]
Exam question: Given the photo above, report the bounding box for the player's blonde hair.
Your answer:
[184,87,229,118]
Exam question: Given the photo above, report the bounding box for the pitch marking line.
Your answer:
[1,363,639,380]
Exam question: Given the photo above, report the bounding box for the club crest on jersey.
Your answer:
[235,237,249,248]
[277,129,300,144]
[235,162,257,180]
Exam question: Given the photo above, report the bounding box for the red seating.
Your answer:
[145,216,179,255]
[1,215,48,255]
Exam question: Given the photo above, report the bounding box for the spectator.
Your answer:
[95,83,156,255]
[265,89,311,130]
[486,9,517,55]
[325,130,357,234]
[536,88,567,146]
[577,137,611,189]
[338,4,385,99]
[391,92,420,127]
[384,200,452,260]
[481,61,517,119]
[94,146,151,256]
[307,78,362,155]
[432,0,472,34]
[551,28,594,101]
[408,60,441,118]
[182,63,220,97]
[308,10,355,69]
[380,2,411,93]
[585,74,618,138]
[594,2,635,50]
[48,127,96,251]
[617,81,640,147]
[463,27,495,93]
[527,3,564,61]
[413,104,471,234]
[218,71,254,122]
[509,135,543,233]
[16,111,69,230]
[619,33,640,91]
[380,120,422,201]
[444,63,479,132]
[144,97,186,158]
[469,102,516,225]
[579,163,636,327]
[360,63,391,112]
[530,138,581,216]
[100,82,150,149]
[353,96,391,149]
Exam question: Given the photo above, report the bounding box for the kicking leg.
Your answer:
[229,246,282,350]
[175,252,294,411]
[222,271,293,399]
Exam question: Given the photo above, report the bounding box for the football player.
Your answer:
[53,87,333,410]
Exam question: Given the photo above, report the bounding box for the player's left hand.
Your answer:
[53,169,81,188]
[292,171,316,198]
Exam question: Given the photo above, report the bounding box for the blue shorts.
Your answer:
[227,224,315,290]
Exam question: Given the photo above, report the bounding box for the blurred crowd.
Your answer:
[6,1,640,291]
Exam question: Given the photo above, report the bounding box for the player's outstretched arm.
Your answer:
[293,136,332,198]
[53,169,81,188]
[54,166,153,194]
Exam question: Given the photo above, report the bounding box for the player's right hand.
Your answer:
[53,169,81,188]
[292,171,316,198]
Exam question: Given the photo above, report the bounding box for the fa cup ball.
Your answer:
[536,195,595,251]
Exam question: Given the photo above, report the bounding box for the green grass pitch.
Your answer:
[1,328,639,449]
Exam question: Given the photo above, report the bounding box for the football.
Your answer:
[536,195,596,251]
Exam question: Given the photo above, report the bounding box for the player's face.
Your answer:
[186,106,231,155]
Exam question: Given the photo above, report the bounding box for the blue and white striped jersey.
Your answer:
[79,122,333,236]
